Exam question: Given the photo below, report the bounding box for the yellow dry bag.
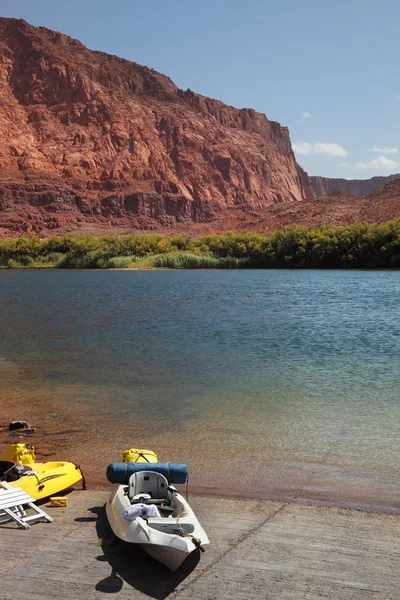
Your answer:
[122,448,158,463]
[1,443,36,465]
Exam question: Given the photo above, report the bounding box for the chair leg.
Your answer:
[26,502,53,523]
[4,507,30,529]
[14,504,27,518]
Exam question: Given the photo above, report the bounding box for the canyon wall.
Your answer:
[0,18,313,235]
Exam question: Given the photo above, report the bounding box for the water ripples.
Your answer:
[1,269,400,511]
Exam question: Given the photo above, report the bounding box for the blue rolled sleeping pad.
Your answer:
[106,462,188,485]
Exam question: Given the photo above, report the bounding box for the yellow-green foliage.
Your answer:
[1,219,400,268]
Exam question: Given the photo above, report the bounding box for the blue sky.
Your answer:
[2,0,400,178]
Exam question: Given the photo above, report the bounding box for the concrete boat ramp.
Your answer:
[0,490,400,599]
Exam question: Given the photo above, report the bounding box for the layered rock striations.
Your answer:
[0,18,313,235]
[311,174,400,197]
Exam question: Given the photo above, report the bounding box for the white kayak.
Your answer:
[105,469,209,571]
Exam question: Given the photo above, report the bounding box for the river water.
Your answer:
[1,269,399,512]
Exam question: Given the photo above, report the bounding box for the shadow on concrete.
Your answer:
[74,516,98,522]
[91,505,200,599]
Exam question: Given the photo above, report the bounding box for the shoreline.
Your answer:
[85,477,400,517]
[2,390,400,519]
[2,428,399,518]
[3,265,400,271]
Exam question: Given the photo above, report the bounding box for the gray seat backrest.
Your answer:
[129,470,169,502]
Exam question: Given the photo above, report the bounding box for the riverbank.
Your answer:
[1,489,399,599]
[2,219,400,269]
[2,421,400,517]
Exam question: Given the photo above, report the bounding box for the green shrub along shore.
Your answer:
[2,219,400,269]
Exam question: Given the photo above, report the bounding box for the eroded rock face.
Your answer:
[311,175,400,197]
[0,17,313,235]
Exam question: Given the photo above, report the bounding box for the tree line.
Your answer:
[1,219,400,268]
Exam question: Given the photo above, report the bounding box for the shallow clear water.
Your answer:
[1,269,400,511]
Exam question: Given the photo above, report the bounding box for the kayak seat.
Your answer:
[128,470,169,504]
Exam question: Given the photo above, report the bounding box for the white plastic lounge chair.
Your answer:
[0,481,53,529]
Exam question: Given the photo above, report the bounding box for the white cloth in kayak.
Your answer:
[122,503,161,521]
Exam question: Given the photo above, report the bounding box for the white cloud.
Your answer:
[367,146,399,154]
[337,162,349,168]
[292,142,348,157]
[355,156,399,170]
[300,112,311,121]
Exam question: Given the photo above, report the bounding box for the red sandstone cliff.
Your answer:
[311,174,400,197]
[0,18,314,235]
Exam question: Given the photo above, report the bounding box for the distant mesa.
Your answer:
[311,174,400,197]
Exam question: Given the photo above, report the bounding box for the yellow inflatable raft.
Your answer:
[0,443,84,500]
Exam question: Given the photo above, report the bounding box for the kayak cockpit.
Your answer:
[123,470,188,520]
[147,520,195,535]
